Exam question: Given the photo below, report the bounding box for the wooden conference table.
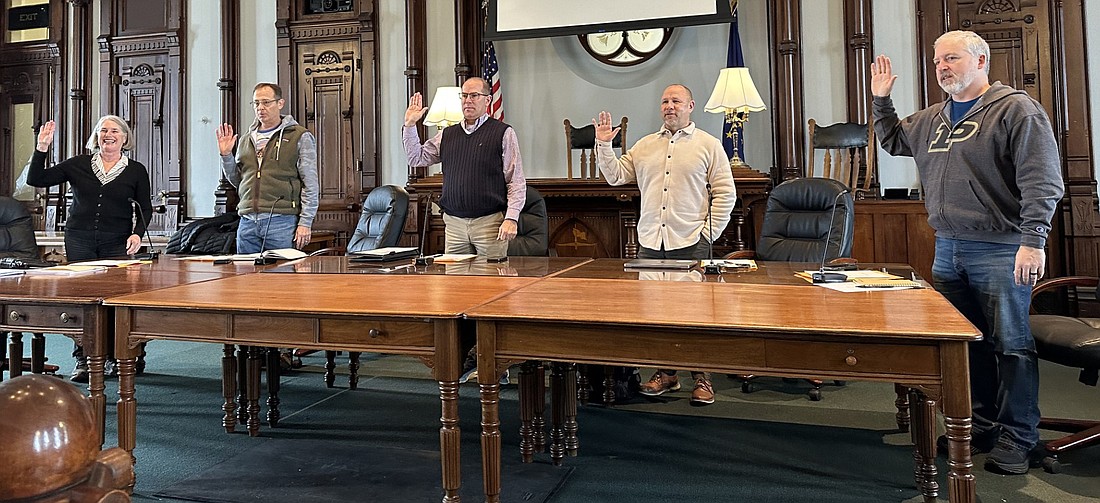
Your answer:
[105,256,592,502]
[0,259,251,445]
[467,260,983,503]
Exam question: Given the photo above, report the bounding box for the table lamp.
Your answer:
[704,67,767,166]
[423,86,463,129]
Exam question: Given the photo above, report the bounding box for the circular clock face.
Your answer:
[579,28,672,67]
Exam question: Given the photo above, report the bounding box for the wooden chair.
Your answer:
[808,118,877,199]
[724,177,855,400]
[564,117,627,179]
[1029,276,1100,473]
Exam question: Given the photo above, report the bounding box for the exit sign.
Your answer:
[8,5,49,31]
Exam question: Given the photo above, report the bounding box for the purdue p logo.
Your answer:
[928,121,979,152]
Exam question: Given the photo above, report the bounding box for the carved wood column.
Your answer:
[405,0,427,181]
[215,0,240,215]
[67,0,92,159]
[768,0,805,182]
[914,0,947,109]
[843,0,873,124]
[453,0,481,83]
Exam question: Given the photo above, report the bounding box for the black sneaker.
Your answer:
[985,435,1043,475]
[937,428,998,457]
[70,362,89,383]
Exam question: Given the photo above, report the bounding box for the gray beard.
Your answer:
[938,72,973,96]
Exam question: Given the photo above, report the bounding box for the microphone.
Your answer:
[702,183,721,275]
[415,192,436,266]
[128,197,159,261]
[254,195,286,265]
[811,188,851,283]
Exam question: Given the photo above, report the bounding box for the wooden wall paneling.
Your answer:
[98,0,185,232]
[1051,0,1099,277]
[850,200,935,281]
[276,1,379,247]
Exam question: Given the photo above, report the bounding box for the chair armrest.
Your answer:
[722,250,756,260]
[1031,276,1100,299]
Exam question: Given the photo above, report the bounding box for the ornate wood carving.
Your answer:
[405,0,427,181]
[843,0,874,124]
[277,0,380,247]
[98,0,185,233]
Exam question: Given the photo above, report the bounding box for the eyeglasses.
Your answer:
[250,99,279,108]
[459,92,489,100]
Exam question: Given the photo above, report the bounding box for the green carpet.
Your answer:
[13,339,1100,502]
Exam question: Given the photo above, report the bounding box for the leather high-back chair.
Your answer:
[0,196,37,259]
[564,117,627,180]
[507,186,548,257]
[346,185,410,254]
[0,196,54,379]
[1028,276,1100,473]
[808,119,876,198]
[726,177,855,400]
[755,177,855,263]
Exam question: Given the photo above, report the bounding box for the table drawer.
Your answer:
[4,303,83,330]
[766,340,939,376]
[318,318,434,348]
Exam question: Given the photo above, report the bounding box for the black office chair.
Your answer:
[507,186,548,257]
[1029,276,1100,473]
[319,185,409,388]
[0,196,57,379]
[726,177,855,400]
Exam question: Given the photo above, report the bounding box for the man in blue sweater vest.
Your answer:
[402,77,527,259]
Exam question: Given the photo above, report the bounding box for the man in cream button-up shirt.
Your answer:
[594,84,736,405]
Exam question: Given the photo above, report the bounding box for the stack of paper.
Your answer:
[24,265,109,277]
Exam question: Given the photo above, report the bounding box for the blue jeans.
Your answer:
[236,214,297,254]
[932,237,1040,449]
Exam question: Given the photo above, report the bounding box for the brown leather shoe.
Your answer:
[691,376,715,405]
[639,371,680,396]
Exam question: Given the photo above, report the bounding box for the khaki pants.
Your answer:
[442,212,508,259]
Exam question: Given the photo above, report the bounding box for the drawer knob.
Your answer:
[59,312,72,323]
[845,356,858,366]
[8,310,24,322]
[368,328,382,339]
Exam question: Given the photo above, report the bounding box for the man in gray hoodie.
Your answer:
[871,30,1064,475]
[216,82,319,253]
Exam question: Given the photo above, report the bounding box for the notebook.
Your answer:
[348,247,419,262]
[623,259,699,270]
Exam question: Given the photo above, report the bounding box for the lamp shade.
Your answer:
[423,86,463,127]
[704,67,767,114]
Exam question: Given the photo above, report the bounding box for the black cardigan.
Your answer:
[27,150,153,237]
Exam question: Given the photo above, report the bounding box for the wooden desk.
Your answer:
[105,265,579,502]
[467,260,982,503]
[0,262,236,446]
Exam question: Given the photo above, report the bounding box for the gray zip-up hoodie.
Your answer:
[873,82,1064,249]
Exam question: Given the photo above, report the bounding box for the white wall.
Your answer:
[186,0,221,216]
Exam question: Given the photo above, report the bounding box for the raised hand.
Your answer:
[215,123,237,155]
[404,92,427,127]
[592,111,620,143]
[36,120,56,151]
[870,54,898,97]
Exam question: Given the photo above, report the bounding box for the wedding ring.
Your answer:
[1028,272,1038,276]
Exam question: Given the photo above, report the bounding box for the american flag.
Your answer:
[481,41,505,120]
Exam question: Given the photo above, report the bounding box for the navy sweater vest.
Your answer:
[438,119,509,218]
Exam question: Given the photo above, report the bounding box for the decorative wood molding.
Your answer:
[768,0,806,182]
[288,25,361,39]
[405,0,427,180]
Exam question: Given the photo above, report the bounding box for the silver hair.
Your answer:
[934,30,991,74]
[85,115,135,151]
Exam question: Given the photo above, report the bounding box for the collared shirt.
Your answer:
[402,113,526,222]
[596,122,736,251]
[91,152,129,185]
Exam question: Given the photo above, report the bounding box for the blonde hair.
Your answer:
[85,115,135,152]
